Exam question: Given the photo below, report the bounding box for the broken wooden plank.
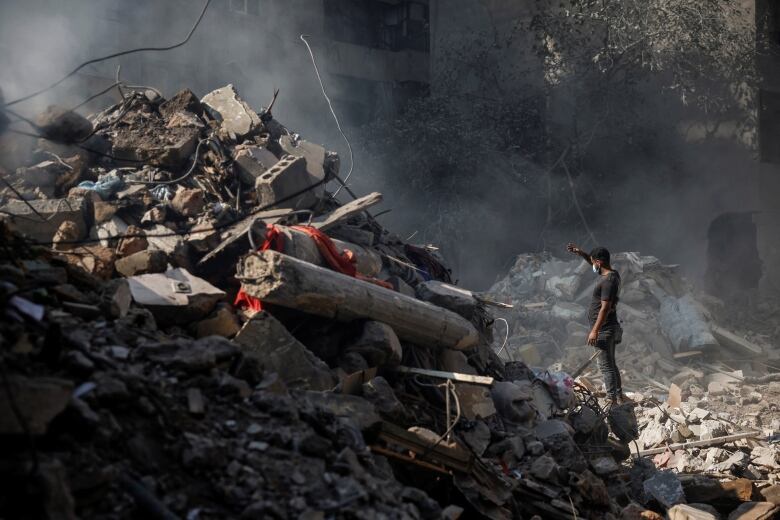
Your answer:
[313,191,382,231]
[237,250,479,350]
[635,431,761,457]
[394,366,495,386]
[711,325,763,356]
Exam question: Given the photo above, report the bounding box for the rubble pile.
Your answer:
[489,251,774,394]
[491,252,780,517]
[1,84,777,519]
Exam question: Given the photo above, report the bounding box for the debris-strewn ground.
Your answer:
[1,85,779,519]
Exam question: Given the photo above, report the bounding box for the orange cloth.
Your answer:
[233,224,283,312]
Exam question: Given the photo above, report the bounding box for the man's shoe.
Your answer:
[617,393,635,405]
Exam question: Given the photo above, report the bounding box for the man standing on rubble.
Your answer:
[567,243,629,405]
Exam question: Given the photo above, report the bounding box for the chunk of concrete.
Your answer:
[116,225,148,257]
[159,88,202,118]
[644,471,686,510]
[344,321,402,367]
[171,187,206,217]
[0,197,87,243]
[362,376,406,421]
[93,215,128,247]
[441,349,497,420]
[115,250,168,277]
[255,155,317,209]
[193,304,241,338]
[201,84,261,139]
[590,456,620,476]
[100,279,132,318]
[35,105,92,142]
[126,268,224,325]
[52,220,81,251]
[491,380,535,425]
[0,376,73,435]
[233,311,334,391]
[415,280,478,320]
[530,454,560,482]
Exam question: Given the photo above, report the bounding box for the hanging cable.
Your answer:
[299,34,355,198]
[4,0,212,107]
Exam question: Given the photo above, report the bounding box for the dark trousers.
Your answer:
[595,330,622,400]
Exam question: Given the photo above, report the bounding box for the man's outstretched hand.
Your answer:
[566,243,581,255]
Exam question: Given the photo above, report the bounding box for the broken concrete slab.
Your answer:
[126,268,224,325]
[109,119,199,169]
[658,295,718,352]
[312,192,382,231]
[0,376,73,435]
[115,250,168,277]
[201,84,261,139]
[0,197,87,243]
[233,311,334,391]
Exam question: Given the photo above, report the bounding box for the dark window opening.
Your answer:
[323,0,429,52]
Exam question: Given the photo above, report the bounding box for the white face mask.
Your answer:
[592,264,600,274]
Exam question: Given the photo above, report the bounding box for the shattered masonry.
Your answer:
[1,84,779,519]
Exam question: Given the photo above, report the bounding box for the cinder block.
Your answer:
[255,155,317,209]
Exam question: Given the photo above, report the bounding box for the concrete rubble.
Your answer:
[488,251,780,517]
[1,85,779,520]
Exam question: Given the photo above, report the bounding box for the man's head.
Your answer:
[590,247,611,272]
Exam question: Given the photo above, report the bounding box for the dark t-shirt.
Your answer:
[588,271,620,329]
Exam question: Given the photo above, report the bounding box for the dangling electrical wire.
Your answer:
[3,0,212,107]
[299,34,355,198]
